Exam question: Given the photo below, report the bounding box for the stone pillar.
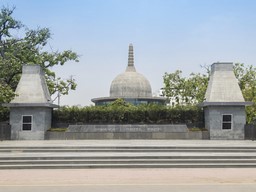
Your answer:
[200,62,252,140]
[3,65,58,140]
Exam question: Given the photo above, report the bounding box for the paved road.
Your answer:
[0,168,256,192]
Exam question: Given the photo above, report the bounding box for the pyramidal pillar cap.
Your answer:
[211,62,233,73]
[3,64,58,108]
[199,62,253,107]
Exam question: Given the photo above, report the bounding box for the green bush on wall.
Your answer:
[0,107,9,122]
[53,99,204,124]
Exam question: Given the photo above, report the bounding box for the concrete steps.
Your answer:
[1,146,256,152]
[1,145,256,169]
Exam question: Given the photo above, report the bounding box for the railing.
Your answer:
[0,122,11,140]
[245,124,256,140]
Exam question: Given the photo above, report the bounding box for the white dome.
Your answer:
[110,69,152,98]
[110,44,152,98]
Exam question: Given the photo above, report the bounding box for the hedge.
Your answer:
[0,107,9,122]
[1,100,204,125]
[52,101,204,125]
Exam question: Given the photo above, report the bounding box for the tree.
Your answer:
[162,70,209,106]
[163,63,256,123]
[233,63,256,123]
[0,6,79,104]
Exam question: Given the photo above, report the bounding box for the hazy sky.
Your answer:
[2,0,256,106]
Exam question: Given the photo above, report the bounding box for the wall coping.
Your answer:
[198,101,253,107]
[2,103,58,108]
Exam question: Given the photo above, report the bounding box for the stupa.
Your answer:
[92,44,165,105]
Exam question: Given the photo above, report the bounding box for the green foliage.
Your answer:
[47,128,67,132]
[52,100,204,125]
[233,63,256,123]
[0,6,79,103]
[189,127,208,131]
[163,63,256,123]
[0,106,9,121]
[162,70,209,105]
[0,83,15,103]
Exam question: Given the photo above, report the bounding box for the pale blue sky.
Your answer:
[2,0,256,106]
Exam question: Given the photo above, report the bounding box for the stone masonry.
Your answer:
[3,65,57,140]
[200,62,252,140]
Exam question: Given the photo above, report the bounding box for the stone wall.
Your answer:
[10,107,52,140]
[45,131,209,140]
[204,106,246,140]
[45,124,209,140]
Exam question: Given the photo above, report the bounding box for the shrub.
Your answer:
[52,100,204,125]
[0,107,9,122]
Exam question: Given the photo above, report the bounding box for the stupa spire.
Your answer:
[126,43,136,72]
[128,43,134,66]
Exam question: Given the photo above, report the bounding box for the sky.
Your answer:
[1,0,256,106]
